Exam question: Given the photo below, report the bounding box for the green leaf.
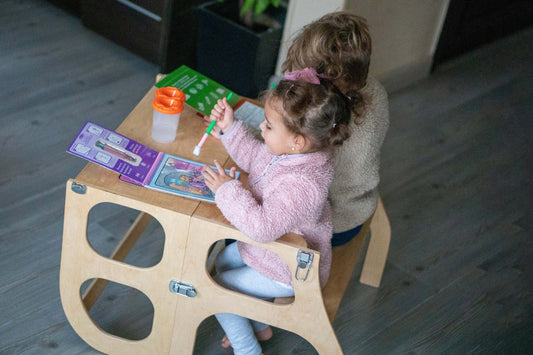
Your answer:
[240,0,255,16]
[254,0,269,15]
[271,0,281,7]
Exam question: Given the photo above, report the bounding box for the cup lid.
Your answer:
[156,87,186,101]
[152,96,184,114]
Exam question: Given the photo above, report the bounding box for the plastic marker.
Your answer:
[95,139,137,163]
[193,119,217,156]
[193,92,232,156]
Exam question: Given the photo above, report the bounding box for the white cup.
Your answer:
[151,96,184,143]
[152,111,181,143]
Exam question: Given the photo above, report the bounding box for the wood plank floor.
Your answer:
[1,0,531,353]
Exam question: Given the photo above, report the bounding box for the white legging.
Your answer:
[214,242,294,355]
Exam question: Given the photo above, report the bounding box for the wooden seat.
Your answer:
[325,196,391,320]
[275,196,391,325]
[168,198,391,354]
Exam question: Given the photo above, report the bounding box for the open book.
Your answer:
[67,121,239,203]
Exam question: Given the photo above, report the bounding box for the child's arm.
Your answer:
[220,122,265,173]
[208,98,264,173]
[214,174,325,243]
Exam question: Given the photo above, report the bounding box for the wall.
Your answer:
[274,0,344,75]
[275,0,450,92]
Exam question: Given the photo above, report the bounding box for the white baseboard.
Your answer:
[376,56,434,93]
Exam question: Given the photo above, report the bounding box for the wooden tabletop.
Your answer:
[74,86,242,220]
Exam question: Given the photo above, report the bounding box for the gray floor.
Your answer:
[1,1,532,354]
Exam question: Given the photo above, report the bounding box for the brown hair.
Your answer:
[265,79,351,151]
[282,12,372,122]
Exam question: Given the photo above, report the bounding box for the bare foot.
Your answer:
[255,326,273,342]
[221,334,231,348]
[221,326,273,348]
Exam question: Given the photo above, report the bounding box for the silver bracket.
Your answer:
[169,280,197,298]
[71,182,87,194]
[295,250,314,282]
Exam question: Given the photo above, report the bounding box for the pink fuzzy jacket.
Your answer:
[216,121,334,288]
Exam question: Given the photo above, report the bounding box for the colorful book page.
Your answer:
[67,121,160,184]
[146,154,240,203]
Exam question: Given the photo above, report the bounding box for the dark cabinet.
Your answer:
[46,0,82,16]
[80,0,208,72]
[434,0,533,67]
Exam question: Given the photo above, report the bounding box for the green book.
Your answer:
[156,65,242,116]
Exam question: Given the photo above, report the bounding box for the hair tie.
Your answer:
[284,67,320,84]
[311,71,353,102]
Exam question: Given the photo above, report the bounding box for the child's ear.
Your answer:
[293,134,308,152]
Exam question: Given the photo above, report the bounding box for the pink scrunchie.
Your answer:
[284,67,321,84]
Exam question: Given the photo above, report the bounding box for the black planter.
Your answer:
[197,0,285,98]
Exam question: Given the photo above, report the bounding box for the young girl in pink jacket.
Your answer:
[202,69,353,355]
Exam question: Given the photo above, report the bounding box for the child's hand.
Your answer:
[209,97,234,133]
[202,116,221,139]
[202,160,236,193]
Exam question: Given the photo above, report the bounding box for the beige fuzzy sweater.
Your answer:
[329,77,390,233]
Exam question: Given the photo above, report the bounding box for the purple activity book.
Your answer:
[67,121,239,203]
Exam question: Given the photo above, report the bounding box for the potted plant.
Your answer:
[228,0,283,29]
[196,0,287,97]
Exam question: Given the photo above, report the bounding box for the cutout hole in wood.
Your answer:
[206,240,294,305]
[80,279,154,341]
[87,202,164,267]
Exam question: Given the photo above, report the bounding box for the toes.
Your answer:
[221,334,231,348]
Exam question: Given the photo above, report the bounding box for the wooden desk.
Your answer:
[72,86,233,212]
[59,87,334,354]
